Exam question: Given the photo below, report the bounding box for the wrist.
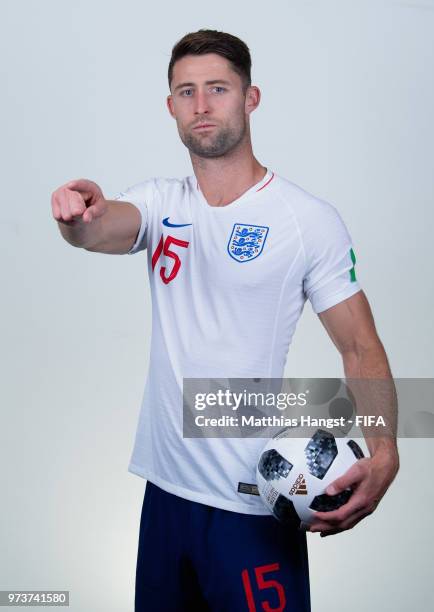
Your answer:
[370,439,400,472]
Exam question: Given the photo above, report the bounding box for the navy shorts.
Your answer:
[135,481,311,611]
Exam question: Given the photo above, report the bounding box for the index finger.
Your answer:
[312,489,366,525]
[66,178,96,193]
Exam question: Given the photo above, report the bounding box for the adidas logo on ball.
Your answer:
[289,474,308,496]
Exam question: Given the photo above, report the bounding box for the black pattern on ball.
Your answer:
[304,429,338,480]
[347,439,364,459]
[258,449,293,481]
[273,494,300,526]
[309,488,353,512]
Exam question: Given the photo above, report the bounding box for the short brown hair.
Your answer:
[168,29,252,92]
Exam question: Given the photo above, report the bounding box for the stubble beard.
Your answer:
[179,115,247,159]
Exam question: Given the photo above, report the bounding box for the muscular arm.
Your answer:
[318,289,399,458]
[308,290,400,536]
[82,200,141,254]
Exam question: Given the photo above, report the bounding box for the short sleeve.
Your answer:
[302,201,362,314]
[112,179,156,255]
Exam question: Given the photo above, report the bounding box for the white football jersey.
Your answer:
[113,169,362,514]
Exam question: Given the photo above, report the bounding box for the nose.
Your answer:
[194,88,210,115]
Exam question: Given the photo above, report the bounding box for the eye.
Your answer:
[181,89,193,97]
[212,86,226,93]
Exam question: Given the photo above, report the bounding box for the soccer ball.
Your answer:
[256,427,365,527]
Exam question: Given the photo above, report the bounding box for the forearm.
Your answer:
[342,341,399,460]
[57,200,122,249]
[57,211,104,248]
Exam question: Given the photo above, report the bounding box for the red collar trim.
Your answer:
[256,171,275,192]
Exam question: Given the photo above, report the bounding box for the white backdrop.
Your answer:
[1,0,433,610]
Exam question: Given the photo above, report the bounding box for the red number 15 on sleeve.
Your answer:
[151,234,190,285]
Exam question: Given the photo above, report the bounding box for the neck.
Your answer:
[190,139,267,207]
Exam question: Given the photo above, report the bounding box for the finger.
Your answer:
[320,509,371,537]
[66,185,99,221]
[340,508,371,531]
[298,522,310,532]
[62,191,85,221]
[88,197,107,219]
[320,528,344,538]
[82,206,95,223]
[312,506,372,535]
[68,190,87,217]
[310,521,334,533]
[313,491,367,524]
[58,189,73,221]
[51,192,62,220]
[66,178,97,193]
[66,180,102,207]
[67,188,94,203]
[325,460,366,496]
[58,189,83,221]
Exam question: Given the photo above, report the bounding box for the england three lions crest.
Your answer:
[227,223,269,263]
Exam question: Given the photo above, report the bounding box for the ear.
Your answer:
[244,85,261,116]
[167,94,176,118]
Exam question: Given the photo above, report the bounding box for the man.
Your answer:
[51,29,399,612]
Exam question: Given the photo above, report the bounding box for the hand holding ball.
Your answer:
[256,427,364,527]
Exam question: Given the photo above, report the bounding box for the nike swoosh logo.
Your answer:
[162,217,193,228]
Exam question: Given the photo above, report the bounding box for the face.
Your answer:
[167,53,260,159]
